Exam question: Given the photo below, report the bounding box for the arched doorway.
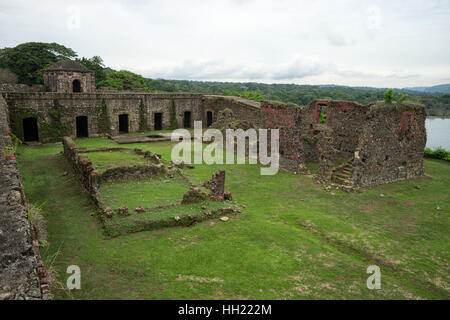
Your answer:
[23,117,39,141]
[76,116,89,137]
[119,114,129,133]
[73,79,82,93]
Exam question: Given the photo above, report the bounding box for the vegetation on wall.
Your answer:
[220,90,264,102]
[384,89,409,104]
[139,100,148,132]
[97,70,151,92]
[98,100,111,135]
[39,100,71,140]
[9,110,39,141]
[170,99,177,129]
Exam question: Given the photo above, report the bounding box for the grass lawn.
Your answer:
[80,150,148,172]
[99,176,190,210]
[15,137,450,299]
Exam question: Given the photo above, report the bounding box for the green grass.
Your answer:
[305,162,320,174]
[80,150,148,172]
[15,139,450,300]
[104,200,235,238]
[99,176,190,210]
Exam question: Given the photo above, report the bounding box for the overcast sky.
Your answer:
[1,0,449,87]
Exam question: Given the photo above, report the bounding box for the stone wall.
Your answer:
[3,92,204,142]
[0,96,45,300]
[62,137,167,201]
[301,100,368,162]
[43,70,95,93]
[0,83,46,93]
[202,95,262,128]
[144,94,203,130]
[3,90,428,187]
[260,101,305,171]
[62,137,101,202]
[3,92,260,142]
[99,163,166,183]
[353,103,427,187]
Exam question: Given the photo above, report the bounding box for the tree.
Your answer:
[396,92,408,102]
[97,70,151,92]
[77,56,107,84]
[384,89,394,103]
[0,42,77,85]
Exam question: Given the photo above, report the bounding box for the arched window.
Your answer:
[73,79,82,93]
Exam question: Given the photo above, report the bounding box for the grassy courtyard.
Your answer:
[15,136,450,300]
[79,149,148,172]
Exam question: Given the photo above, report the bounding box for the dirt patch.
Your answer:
[177,275,224,283]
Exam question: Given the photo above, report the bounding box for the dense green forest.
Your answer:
[1,42,449,116]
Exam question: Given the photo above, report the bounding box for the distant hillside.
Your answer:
[404,84,450,94]
[145,79,450,117]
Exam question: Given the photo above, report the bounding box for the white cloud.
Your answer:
[0,0,449,87]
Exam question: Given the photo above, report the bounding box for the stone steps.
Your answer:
[331,161,354,186]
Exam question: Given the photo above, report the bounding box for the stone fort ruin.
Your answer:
[0,59,428,299]
[1,60,427,188]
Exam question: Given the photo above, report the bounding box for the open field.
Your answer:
[16,136,450,299]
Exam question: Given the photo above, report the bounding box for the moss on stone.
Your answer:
[170,99,177,129]
[98,100,111,135]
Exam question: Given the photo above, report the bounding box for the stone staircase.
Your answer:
[331,161,354,186]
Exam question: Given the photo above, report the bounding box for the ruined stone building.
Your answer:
[299,100,427,187]
[43,60,96,93]
[0,60,427,189]
[0,59,428,299]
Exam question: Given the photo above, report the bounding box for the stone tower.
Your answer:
[43,60,95,93]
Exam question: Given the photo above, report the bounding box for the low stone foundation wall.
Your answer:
[100,164,166,183]
[62,137,167,201]
[0,96,48,300]
[62,137,100,202]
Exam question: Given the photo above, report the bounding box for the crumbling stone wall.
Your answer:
[202,95,262,128]
[353,103,427,187]
[301,100,368,162]
[260,101,305,172]
[0,96,44,300]
[301,100,427,187]
[62,137,101,202]
[99,164,166,183]
[62,137,167,201]
[2,88,428,188]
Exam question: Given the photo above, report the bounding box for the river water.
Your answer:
[425,118,450,150]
